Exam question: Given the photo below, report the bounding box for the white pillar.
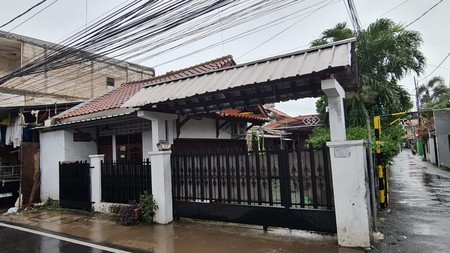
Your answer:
[322,79,346,141]
[137,110,177,151]
[89,154,104,212]
[149,151,173,224]
[327,140,372,248]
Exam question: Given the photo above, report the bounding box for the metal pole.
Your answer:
[366,114,377,231]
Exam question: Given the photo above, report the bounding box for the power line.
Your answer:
[238,0,338,60]
[2,0,313,102]
[7,0,59,32]
[378,0,411,18]
[406,0,443,27]
[419,51,450,81]
[0,0,47,29]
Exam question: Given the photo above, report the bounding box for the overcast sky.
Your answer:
[1,0,448,116]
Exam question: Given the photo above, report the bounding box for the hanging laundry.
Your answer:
[4,115,24,148]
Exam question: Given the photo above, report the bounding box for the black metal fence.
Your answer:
[101,159,152,203]
[59,161,91,211]
[171,147,333,210]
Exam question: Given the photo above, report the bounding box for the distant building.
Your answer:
[0,31,154,106]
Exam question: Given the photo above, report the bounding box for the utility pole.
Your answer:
[414,76,421,127]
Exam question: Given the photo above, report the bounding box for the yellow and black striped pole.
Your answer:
[374,116,386,208]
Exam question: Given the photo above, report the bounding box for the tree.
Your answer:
[313,19,425,126]
[311,22,355,47]
[418,76,449,107]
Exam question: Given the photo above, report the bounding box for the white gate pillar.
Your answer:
[321,79,346,141]
[327,141,372,247]
[148,150,172,224]
[89,154,104,212]
[137,111,177,224]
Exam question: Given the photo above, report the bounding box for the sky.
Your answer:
[0,0,449,117]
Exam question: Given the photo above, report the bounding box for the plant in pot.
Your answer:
[119,200,139,226]
[139,191,158,224]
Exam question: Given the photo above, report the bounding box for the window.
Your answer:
[73,132,91,142]
[106,77,115,87]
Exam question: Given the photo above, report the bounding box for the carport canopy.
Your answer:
[122,38,358,115]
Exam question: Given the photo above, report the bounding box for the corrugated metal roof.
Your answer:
[122,38,357,114]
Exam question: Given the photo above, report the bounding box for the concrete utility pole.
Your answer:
[414,76,422,127]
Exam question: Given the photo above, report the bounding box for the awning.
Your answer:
[122,38,358,115]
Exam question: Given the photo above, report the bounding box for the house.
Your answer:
[0,30,154,207]
[422,109,450,168]
[251,114,324,150]
[38,55,269,202]
[0,31,154,106]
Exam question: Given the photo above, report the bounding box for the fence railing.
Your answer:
[101,159,152,203]
[171,147,334,210]
[0,165,21,182]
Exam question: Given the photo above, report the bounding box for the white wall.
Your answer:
[40,128,97,201]
[40,130,66,201]
[177,118,232,139]
[64,128,97,162]
[428,138,437,164]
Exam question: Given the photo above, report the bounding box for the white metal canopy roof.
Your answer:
[122,38,358,115]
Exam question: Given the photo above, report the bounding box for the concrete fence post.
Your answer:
[327,140,372,247]
[148,150,173,224]
[89,154,104,212]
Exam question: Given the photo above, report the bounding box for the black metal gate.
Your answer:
[59,161,91,211]
[171,147,336,233]
[101,159,152,203]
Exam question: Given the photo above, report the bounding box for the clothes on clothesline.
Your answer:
[4,115,24,148]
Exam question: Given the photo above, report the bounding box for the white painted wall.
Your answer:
[40,128,97,201]
[177,118,231,139]
[428,138,437,164]
[64,128,97,162]
[40,130,66,201]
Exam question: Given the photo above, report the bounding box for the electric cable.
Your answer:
[0,0,48,29]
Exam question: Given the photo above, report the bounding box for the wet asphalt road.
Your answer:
[374,150,450,252]
[0,224,118,253]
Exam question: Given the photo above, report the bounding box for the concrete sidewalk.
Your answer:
[0,209,364,253]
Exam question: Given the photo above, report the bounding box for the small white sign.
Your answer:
[334,147,351,158]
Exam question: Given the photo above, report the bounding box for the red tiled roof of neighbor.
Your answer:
[264,114,322,129]
[58,55,236,119]
[216,108,269,122]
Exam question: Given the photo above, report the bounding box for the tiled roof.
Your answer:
[216,108,269,123]
[57,55,236,119]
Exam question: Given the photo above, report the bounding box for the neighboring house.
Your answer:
[422,109,450,168]
[0,30,154,206]
[0,31,154,106]
[251,114,324,150]
[38,55,269,201]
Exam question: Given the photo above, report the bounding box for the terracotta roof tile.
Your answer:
[58,55,235,119]
[216,108,269,123]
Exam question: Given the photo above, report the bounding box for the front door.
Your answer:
[116,133,142,161]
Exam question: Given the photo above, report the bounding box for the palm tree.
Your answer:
[418,76,448,107]
[313,19,425,126]
[311,22,355,47]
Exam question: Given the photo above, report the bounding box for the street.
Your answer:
[374,150,450,252]
[0,222,130,253]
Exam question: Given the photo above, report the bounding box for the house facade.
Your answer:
[38,56,268,202]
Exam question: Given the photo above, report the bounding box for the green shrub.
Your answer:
[140,191,158,224]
